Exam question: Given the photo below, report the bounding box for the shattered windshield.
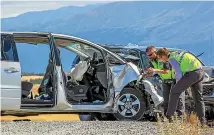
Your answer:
[54,36,103,59]
[111,48,141,67]
[66,42,101,58]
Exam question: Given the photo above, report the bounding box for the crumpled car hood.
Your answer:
[110,62,140,92]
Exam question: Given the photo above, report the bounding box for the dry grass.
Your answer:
[21,75,43,82]
[157,113,214,135]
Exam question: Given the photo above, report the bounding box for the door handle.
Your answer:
[4,67,20,73]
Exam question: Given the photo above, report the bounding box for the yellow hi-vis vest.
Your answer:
[151,60,175,80]
[169,51,202,74]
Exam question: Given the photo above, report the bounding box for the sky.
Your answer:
[1,0,208,18]
[0,1,111,18]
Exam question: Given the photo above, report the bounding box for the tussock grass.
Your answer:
[21,75,43,82]
[157,113,214,135]
[22,75,43,85]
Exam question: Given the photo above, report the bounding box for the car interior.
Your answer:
[55,38,109,104]
[20,51,55,107]
[10,36,56,108]
[9,35,112,107]
[65,53,109,104]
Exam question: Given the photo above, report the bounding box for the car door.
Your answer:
[1,33,21,110]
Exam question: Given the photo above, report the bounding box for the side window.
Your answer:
[141,52,151,69]
[1,35,18,62]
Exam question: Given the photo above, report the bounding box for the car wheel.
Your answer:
[114,88,147,121]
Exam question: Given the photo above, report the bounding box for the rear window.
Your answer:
[1,35,19,62]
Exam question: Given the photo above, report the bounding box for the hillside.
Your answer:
[1,1,214,73]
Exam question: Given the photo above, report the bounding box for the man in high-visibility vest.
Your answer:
[156,48,206,124]
[144,46,185,116]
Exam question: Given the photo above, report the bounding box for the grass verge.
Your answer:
[156,113,214,135]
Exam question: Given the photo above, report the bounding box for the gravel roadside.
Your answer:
[0,121,158,135]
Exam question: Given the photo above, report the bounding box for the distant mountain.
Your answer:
[1,4,101,31]
[1,1,214,73]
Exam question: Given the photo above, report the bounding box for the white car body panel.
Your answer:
[0,61,21,110]
[110,62,140,92]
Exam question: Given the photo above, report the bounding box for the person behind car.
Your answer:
[144,46,185,117]
[156,48,206,124]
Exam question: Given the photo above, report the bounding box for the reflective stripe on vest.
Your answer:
[169,51,202,74]
[151,60,175,80]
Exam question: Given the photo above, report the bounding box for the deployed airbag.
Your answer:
[67,61,89,83]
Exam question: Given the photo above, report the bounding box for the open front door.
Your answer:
[1,33,21,110]
[48,34,62,107]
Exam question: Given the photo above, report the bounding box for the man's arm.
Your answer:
[169,58,182,81]
[148,61,171,74]
[152,68,169,74]
[157,62,171,74]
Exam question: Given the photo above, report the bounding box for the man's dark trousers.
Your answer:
[166,69,206,123]
[162,79,185,116]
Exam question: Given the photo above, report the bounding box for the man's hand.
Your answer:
[147,67,156,73]
[141,73,147,78]
[142,70,153,78]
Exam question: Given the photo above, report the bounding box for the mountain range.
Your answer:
[1,1,214,73]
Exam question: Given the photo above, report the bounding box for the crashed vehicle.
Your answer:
[1,32,164,121]
[101,44,214,120]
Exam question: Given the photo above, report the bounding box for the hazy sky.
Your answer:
[0,1,111,18]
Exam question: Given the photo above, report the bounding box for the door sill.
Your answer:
[21,98,53,104]
[20,105,54,109]
[21,98,54,108]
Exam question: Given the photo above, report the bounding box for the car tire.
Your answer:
[113,87,147,121]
